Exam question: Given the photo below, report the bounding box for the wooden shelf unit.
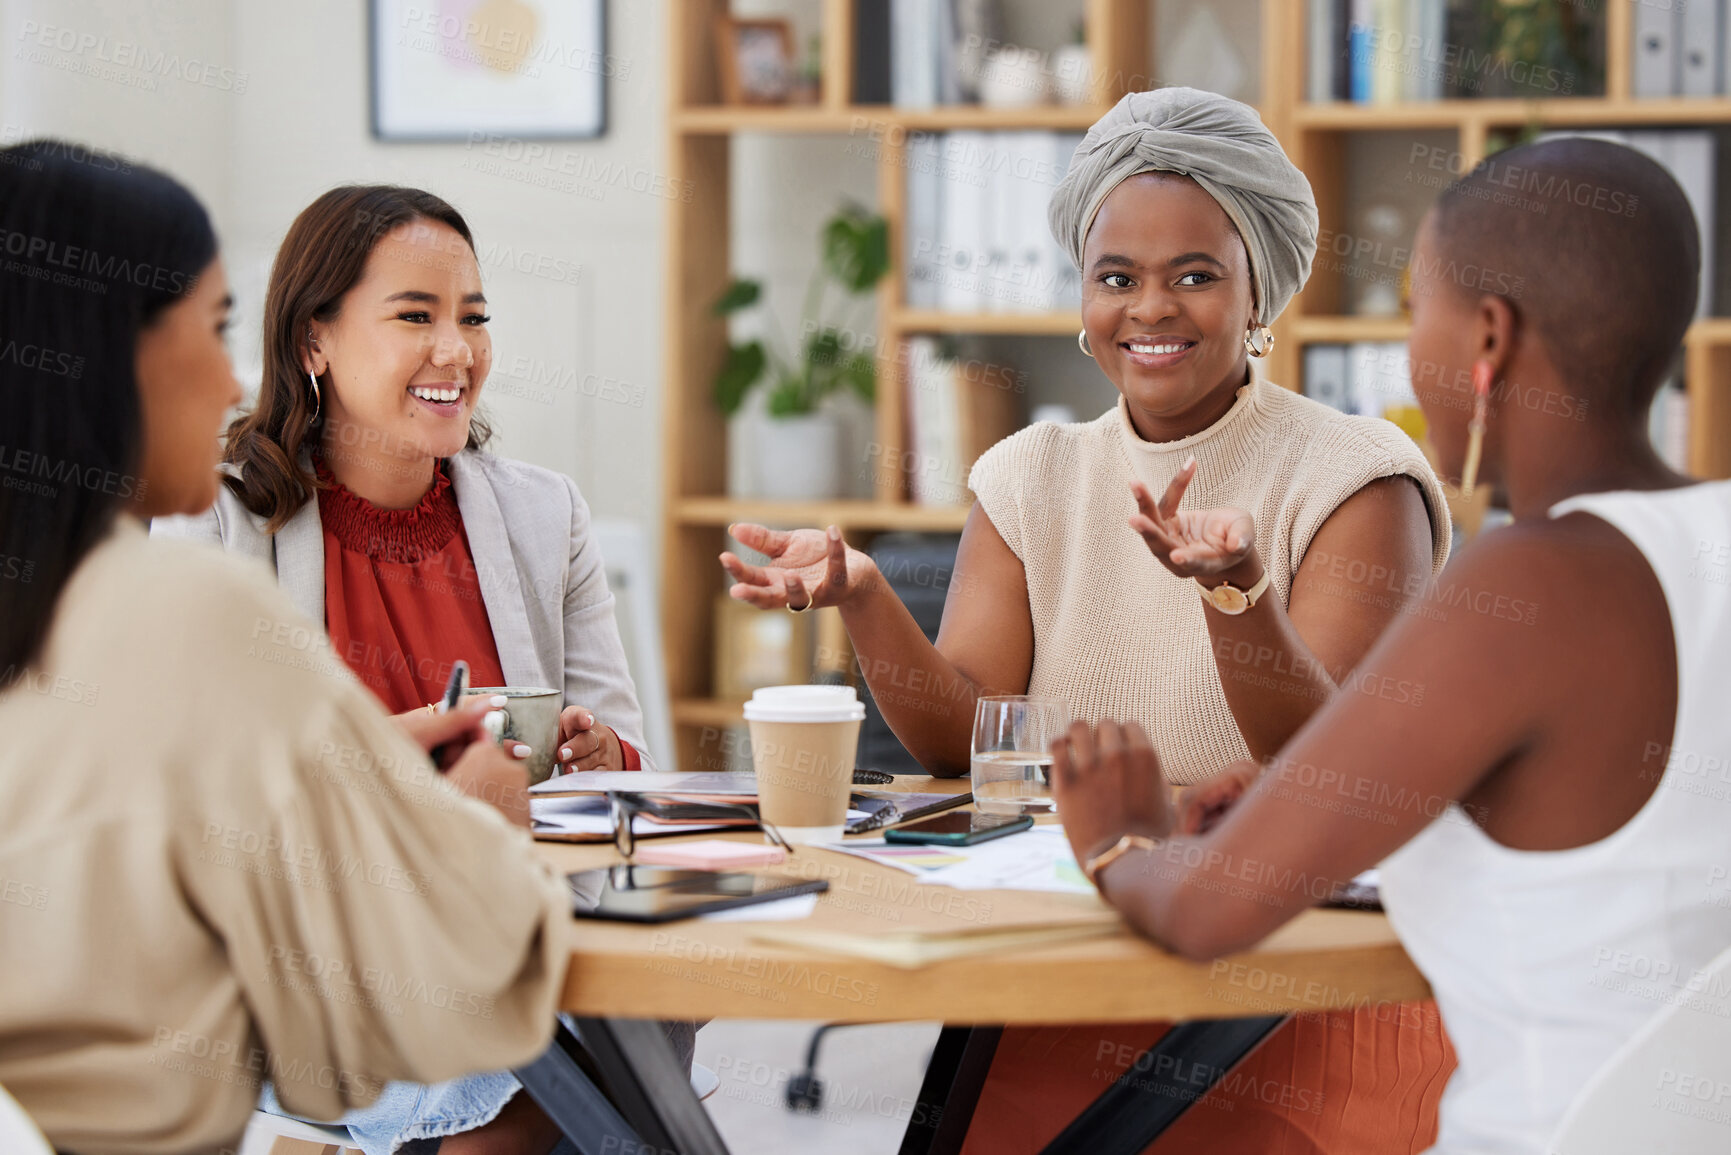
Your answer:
[660,0,1148,770]
[1264,0,1731,481]
[662,0,1731,770]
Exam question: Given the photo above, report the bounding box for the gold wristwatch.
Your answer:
[1083,833,1161,896]
[1196,568,1271,615]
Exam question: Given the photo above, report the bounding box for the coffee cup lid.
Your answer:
[742,684,866,723]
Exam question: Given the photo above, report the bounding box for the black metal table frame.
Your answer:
[514,1012,1287,1155]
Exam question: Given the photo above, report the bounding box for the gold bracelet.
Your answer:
[1083,834,1160,897]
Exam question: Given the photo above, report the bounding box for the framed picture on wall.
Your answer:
[370,0,608,141]
[715,16,794,105]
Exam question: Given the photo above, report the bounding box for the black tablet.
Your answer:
[567,865,828,923]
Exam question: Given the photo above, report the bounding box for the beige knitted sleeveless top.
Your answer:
[969,380,1451,785]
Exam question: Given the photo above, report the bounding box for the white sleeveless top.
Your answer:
[1379,482,1731,1155]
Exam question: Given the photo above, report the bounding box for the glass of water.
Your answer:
[971,696,1069,814]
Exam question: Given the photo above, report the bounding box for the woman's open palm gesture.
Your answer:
[720,522,876,611]
[1129,456,1258,580]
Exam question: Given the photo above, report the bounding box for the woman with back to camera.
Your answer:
[1051,136,1731,1155]
[723,88,1456,1150]
[0,140,571,1155]
[154,185,676,1154]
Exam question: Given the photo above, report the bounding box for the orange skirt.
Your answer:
[960,1003,1455,1155]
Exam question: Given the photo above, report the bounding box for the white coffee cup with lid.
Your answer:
[743,685,865,844]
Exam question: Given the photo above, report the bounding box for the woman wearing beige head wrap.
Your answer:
[723,89,1453,1150]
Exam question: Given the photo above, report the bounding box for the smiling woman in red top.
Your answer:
[154,185,657,1155]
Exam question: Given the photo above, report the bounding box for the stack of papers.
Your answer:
[829,825,1094,896]
[529,794,734,841]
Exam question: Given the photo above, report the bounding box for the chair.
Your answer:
[593,519,675,771]
[0,1084,53,1155]
[1550,943,1731,1154]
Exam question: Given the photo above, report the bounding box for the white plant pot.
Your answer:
[1051,44,1092,106]
[979,47,1049,108]
[754,412,842,501]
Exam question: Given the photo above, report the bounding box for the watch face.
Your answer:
[1208,585,1250,614]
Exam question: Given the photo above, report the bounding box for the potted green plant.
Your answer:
[712,202,888,501]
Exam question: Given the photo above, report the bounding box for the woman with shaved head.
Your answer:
[1055,136,1731,1155]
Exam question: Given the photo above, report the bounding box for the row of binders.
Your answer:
[903,336,1022,507]
[904,131,1084,314]
[1633,0,1731,98]
[1303,343,1690,474]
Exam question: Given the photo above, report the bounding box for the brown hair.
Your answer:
[221,185,492,531]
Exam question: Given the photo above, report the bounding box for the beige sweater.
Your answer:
[0,519,572,1155]
[970,381,1451,785]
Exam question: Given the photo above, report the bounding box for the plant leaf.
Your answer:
[840,351,875,404]
[712,278,762,316]
[767,375,811,417]
[713,340,765,415]
[821,206,890,294]
[805,326,845,369]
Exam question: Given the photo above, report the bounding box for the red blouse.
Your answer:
[316,458,507,715]
[314,458,640,772]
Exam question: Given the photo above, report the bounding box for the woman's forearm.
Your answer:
[837,575,981,777]
[1201,555,1337,763]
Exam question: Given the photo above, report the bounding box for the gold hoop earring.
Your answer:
[1077,329,1094,359]
[1243,325,1274,358]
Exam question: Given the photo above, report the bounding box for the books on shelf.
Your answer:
[905,131,1083,314]
[904,336,1022,506]
[1322,0,1450,103]
[890,0,961,108]
[1302,342,1427,444]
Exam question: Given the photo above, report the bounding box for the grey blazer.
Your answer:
[151,450,658,770]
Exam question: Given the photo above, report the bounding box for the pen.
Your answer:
[430,660,471,768]
[437,660,470,714]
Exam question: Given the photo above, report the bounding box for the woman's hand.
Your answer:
[446,740,533,828]
[392,695,530,771]
[557,705,625,774]
[1130,457,1261,582]
[1050,720,1175,866]
[720,523,879,611]
[1173,760,1261,835]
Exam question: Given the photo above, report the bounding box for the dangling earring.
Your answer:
[1460,359,1493,499]
[1077,329,1094,359]
[1243,325,1274,358]
[306,369,322,427]
[305,329,323,427]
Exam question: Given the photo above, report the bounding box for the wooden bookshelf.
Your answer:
[660,0,1147,769]
[662,0,1731,770]
[1264,0,1731,485]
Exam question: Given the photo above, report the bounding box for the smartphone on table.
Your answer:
[884,811,1033,846]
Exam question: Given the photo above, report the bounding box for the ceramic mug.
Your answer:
[465,686,562,785]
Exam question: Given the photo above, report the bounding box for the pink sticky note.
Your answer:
[633,840,788,869]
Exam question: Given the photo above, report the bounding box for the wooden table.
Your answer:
[518,777,1430,1155]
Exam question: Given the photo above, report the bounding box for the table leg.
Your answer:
[572,1016,731,1155]
[1038,1015,1287,1155]
[511,1021,648,1155]
[898,1026,1003,1155]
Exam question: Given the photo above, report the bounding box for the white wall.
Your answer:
[1,0,675,529]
